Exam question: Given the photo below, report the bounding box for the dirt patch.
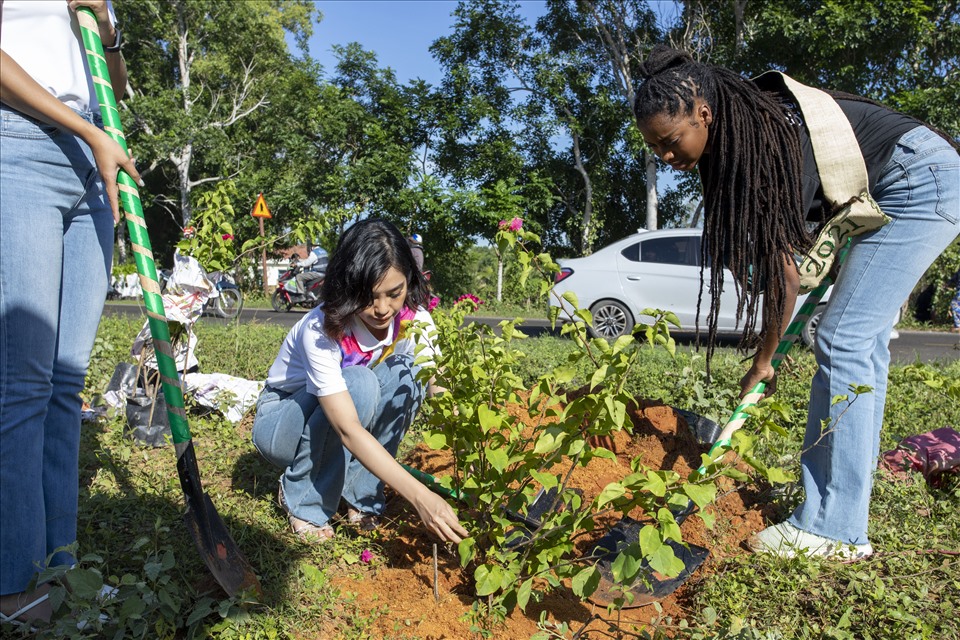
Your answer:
[329,397,772,638]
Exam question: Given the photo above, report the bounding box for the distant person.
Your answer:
[408,233,425,272]
[295,245,327,300]
[634,45,959,560]
[1,0,141,626]
[251,220,466,544]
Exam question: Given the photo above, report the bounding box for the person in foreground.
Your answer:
[252,219,467,544]
[634,45,960,560]
[1,0,142,627]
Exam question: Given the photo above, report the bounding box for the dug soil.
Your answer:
[328,397,775,639]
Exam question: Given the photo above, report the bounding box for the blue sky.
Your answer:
[300,1,682,193]
[307,1,548,84]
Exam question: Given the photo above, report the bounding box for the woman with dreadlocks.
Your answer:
[634,45,959,560]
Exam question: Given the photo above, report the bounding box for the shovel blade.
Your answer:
[177,441,261,597]
[587,517,709,608]
[182,492,262,597]
[673,407,721,445]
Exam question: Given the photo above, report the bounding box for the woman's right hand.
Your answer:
[86,128,142,223]
[412,488,469,544]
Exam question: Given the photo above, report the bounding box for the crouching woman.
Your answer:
[252,219,466,544]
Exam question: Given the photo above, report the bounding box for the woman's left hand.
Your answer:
[739,361,777,399]
[67,0,111,25]
[86,128,141,223]
[412,489,469,544]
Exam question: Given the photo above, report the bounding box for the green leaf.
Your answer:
[423,432,447,450]
[474,564,505,597]
[596,482,626,507]
[63,568,103,600]
[642,471,667,497]
[478,405,501,433]
[516,578,533,611]
[647,543,685,577]
[486,446,509,473]
[610,546,642,584]
[682,482,717,509]
[638,525,662,557]
[458,537,475,567]
[571,566,600,598]
[119,594,147,620]
[530,470,558,489]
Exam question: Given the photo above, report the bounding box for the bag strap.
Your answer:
[755,71,869,209]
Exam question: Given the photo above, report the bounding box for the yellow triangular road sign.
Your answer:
[251,193,272,219]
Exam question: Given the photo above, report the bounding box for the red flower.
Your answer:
[222,233,234,241]
[508,217,523,231]
[427,296,440,312]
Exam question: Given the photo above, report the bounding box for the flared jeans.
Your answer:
[252,354,424,527]
[790,126,960,545]
[0,107,113,594]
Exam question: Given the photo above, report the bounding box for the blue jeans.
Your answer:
[251,355,424,526]
[0,107,114,594]
[790,127,960,545]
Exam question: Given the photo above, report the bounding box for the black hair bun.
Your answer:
[638,45,693,80]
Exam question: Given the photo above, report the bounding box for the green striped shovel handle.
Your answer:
[698,258,845,474]
[77,10,191,450]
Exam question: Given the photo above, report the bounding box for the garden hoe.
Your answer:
[586,264,841,607]
[78,10,260,597]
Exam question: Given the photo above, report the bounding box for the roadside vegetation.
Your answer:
[16,277,958,639]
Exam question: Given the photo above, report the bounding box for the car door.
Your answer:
[616,234,703,329]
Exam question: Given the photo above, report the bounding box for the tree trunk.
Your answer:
[496,256,503,302]
[645,151,658,230]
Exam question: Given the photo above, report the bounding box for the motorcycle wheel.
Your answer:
[271,289,291,313]
[216,288,244,319]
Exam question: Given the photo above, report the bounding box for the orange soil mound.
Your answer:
[329,397,773,638]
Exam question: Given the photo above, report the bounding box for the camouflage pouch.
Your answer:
[754,72,891,293]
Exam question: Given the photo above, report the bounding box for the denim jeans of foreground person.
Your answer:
[790,126,960,545]
[0,106,114,595]
[252,354,425,527]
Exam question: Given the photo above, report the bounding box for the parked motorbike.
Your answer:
[207,272,244,319]
[272,264,324,312]
[154,267,244,320]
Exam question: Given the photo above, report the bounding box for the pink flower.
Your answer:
[498,220,507,228]
[427,296,440,312]
[456,293,484,307]
[360,549,374,564]
[508,217,523,231]
[221,233,234,241]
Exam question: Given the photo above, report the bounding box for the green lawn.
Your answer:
[11,316,957,640]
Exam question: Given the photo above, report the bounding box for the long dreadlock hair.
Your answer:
[634,45,812,369]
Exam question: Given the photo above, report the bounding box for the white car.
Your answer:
[549,228,844,346]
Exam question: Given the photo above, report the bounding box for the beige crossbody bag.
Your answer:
[754,71,891,292]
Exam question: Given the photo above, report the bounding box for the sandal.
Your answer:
[345,507,381,532]
[278,482,335,542]
[0,589,50,629]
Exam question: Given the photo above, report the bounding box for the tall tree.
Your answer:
[120,0,317,228]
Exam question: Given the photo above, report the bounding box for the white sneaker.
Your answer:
[747,521,873,561]
[890,328,900,339]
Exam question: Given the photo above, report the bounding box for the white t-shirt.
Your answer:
[0,0,117,112]
[265,305,440,397]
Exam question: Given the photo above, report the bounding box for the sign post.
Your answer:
[251,193,272,297]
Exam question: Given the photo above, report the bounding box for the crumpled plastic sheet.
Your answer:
[183,372,263,424]
[130,253,216,371]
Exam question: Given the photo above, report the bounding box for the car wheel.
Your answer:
[589,299,633,339]
[801,304,825,348]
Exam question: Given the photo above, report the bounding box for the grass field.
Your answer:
[8,314,958,640]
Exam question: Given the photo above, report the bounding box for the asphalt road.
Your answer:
[103,302,959,365]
